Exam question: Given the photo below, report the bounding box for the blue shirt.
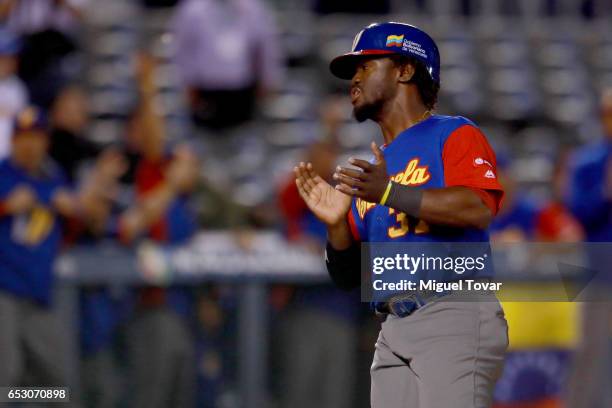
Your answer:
[567,140,612,241]
[566,140,612,284]
[490,196,543,238]
[0,159,67,306]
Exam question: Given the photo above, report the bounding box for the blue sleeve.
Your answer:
[38,168,70,205]
[349,198,367,242]
[166,197,197,244]
[567,155,610,228]
[0,162,17,199]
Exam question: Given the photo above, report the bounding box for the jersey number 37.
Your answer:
[388,208,429,238]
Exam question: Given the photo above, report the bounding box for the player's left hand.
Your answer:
[334,141,389,203]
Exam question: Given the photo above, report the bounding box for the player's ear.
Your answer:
[397,62,415,84]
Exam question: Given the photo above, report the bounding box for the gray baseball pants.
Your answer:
[0,291,71,388]
[126,307,196,408]
[279,307,357,408]
[371,292,508,408]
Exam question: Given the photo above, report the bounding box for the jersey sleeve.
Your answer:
[0,165,15,216]
[0,165,15,200]
[566,150,609,228]
[348,198,366,242]
[442,124,505,215]
[40,168,70,206]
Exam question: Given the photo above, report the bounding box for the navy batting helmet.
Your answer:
[12,107,48,136]
[330,22,440,84]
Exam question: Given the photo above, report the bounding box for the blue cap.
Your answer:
[0,29,21,55]
[12,107,48,136]
[330,22,440,83]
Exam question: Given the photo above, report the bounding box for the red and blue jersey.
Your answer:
[348,114,504,245]
[0,159,67,306]
[134,157,197,244]
[132,157,197,317]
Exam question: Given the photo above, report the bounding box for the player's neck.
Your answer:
[377,96,430,144]
[11,155,43,176]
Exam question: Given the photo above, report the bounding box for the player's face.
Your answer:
[11,130,49,171]
[350,58,398,122]
[52,86,89,133]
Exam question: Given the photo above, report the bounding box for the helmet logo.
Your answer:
[386,35,404,47]
[402,40,428,59]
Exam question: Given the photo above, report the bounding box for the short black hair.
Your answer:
[390,56,440,111]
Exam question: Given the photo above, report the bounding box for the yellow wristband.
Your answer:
[379,181,393,205]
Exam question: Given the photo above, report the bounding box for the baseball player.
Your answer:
[294,22,508,408]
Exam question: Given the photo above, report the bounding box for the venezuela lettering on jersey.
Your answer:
[356,158,431,219]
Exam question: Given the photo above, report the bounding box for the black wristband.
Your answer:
[385,182,423,217]
[325,242,361,290]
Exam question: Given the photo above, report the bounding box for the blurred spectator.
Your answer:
[48,84,98,183]
[118,53,199,408]
[567,88,612,242]
[18,27,79,108]
[0,106,109,403]
[44,83,130,408]
[1,0,87,108]
[48,84,129,408]
[0,0,88,36]
[490,157,582,243]
[276,97,359,408]
[0,28,27,160]
[47,82,129,234]
[490,155,582,408]
[536,149,584,242]
[564,88,612,408]
[46,83,128,238]
[172,0,284,130]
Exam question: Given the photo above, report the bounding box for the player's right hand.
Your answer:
[4,185,37,214]
[294,162,351,226]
